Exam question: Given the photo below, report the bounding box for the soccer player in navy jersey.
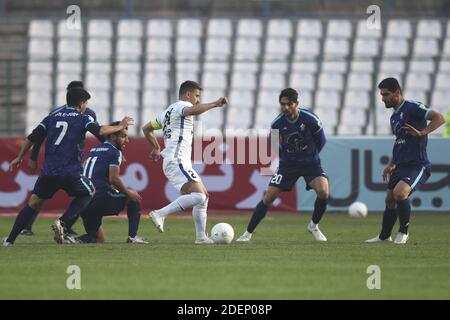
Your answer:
[366,78,445,244]
[237,88,329,242]
[21,81,104,236]
[2,88,134,246]
[67,122,145,244]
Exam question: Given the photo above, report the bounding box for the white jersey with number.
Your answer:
[155,100,194,162]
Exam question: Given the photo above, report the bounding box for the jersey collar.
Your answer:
[393,100,406,114]
[105,141,118,150]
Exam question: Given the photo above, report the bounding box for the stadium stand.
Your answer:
[20,17,450,136]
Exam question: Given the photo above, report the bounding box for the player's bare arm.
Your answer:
[142,121,161,162]
[182,97,228,116]
[109,166,142,203]
[9,138,34,171]
[382,162,396,182]
[402,110,445,136]
[98,116,134,136]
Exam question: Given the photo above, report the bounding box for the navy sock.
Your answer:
[24,209,39,231]
[247,200,269,233]
[127,201,141,238]
[379,207,397,240]
[312,198,327,224]
[8,205,39,243]
[397,199,411,234]
[77,234,96,243]
[59,196,91,228]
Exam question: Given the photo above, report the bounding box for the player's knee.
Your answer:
[191,192,207,205]
[263,192,278,206]
[385,198,396,208]
[316,189,329,199]
[28,195,44,211]
[393,191,408,201]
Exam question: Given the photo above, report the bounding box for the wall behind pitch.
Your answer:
[0,137,296,212]
[296,137,450,212]
[1,137,448,213]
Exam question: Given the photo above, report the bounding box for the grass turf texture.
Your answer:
[1,213,449,299]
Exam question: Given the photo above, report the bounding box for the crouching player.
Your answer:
[69,122,146,244]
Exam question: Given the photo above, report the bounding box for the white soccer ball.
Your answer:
[210,223,234,244]
[348,201,368,218]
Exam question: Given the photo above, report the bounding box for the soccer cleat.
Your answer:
[126,236,149,244]
[365,235,393,243]
[236,232,252,242]
[195,237,214,245]
[394,232,409,244]
[63,234,80,244]
[64,227,78,236]
[51,219,65,244]
[307,224,327,241]
[20,229,35,236]
[149,211,164,233]
[2,237,13,247]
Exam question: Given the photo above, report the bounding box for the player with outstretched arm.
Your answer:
[142,80,228,244]
[2,88,134,246]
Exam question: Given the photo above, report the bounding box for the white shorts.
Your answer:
[163,159,202,191]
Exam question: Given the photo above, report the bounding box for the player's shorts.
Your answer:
[80,191,128,219]
[387,164,431,193]
[268,161,327,192]
[32,175,95,199]
[79,190,141,240]
[163,158,202,191]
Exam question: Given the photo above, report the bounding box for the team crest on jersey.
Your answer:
[400,112,404,119]
[419,103,427,110]
[300,123,305,131]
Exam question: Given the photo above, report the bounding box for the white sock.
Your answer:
[158,192,207,218]
[243,230,252,237]
[309,221,317,229]
[192,197,208,240]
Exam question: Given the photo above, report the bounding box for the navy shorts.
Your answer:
[80,191,140,238]
[80,191,129,219]
[269,162,328,192]
[32,175,95,199]
[388,164,431,193]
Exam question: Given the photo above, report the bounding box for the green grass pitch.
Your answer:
[1,213,449,299]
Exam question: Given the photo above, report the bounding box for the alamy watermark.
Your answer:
[192,121,280,176]
[366,265,381,290]
[66,5,81,30]
[366,5,381,30]
[66,265,81,290]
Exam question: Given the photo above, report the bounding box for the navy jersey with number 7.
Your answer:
[39,106,99,176]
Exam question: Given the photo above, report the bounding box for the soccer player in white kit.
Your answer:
[142,81,228,244]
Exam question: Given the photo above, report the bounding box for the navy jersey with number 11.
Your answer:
[83,142,123,195]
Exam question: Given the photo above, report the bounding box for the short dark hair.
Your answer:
[107,121,127,139]
[66,88,91,107]
[279,88,298,103]
[378,77,402,93]
[179,80,202,97]
[66,81,84,91]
